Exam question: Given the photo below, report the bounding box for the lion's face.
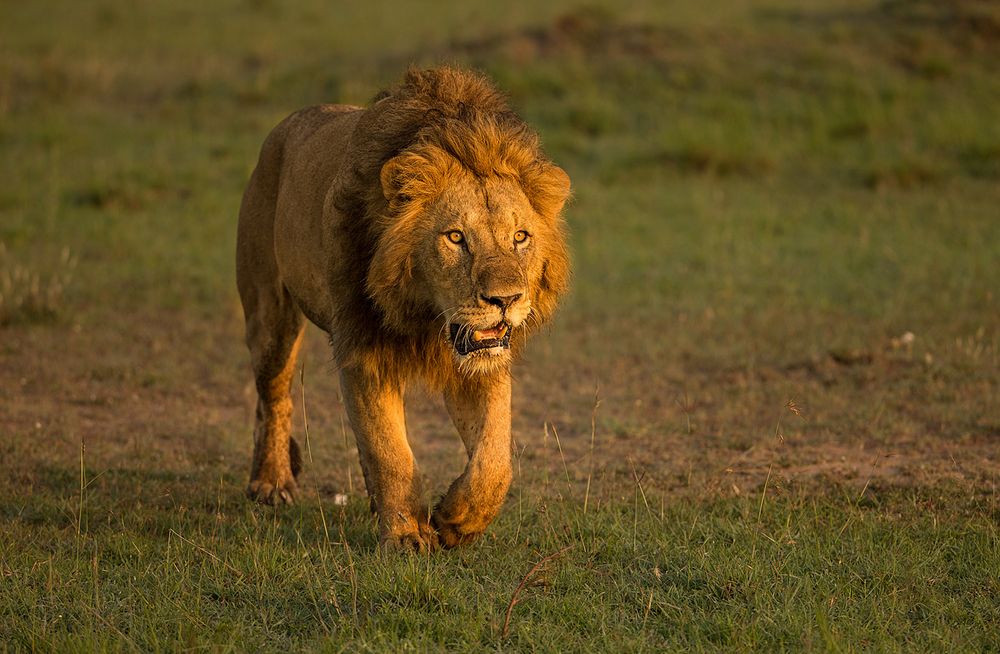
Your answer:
[419,175,540,368]
[369,147,570,375]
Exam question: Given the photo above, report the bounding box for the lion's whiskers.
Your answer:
[523,307,542,334]
[434,306,458,342]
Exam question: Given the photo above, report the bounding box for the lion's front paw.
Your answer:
[380,521,439,553]
[431,511,487,549]
[246,476,298,506]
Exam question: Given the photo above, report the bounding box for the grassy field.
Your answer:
[1,0,998,651]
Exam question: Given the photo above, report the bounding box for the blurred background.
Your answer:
[1,0,997,503]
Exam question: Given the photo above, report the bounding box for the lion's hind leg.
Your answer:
[241,284,306,506]
[237,126,308,506]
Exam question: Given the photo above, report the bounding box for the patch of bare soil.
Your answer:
[2,309,996,510]
[509,326,999,504]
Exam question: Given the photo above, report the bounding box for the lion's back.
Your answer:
[238,103,364,328]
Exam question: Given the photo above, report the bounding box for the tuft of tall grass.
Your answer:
[0,241,77,326]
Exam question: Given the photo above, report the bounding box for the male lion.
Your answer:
[236,67,570,550]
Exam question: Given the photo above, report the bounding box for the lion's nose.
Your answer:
[481,293,522,311]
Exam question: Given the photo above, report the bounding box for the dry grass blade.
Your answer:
[857,451,884,503]
[550,423,572,487]
[749,464,773,570]
[627,456,656,520]
[86,603,140,653]
[300,362,314,464]
[501,545,574,639]
[168,529,245,581]
[583,387,601,514]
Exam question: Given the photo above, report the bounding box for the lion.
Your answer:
[236,66,570,550]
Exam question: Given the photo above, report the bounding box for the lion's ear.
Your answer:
[380,156,408,202]
[380,150,454,204]
[526,162,571,220]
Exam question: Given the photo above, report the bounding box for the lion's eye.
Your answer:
[446,230,465,245]
[513,230,529,244]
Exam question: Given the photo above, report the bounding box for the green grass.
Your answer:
[1,0,998,651]
[3,466,997,651]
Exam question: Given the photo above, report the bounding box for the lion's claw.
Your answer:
[431,513,482,549]
[246,478,298,506]
[380,522,439,553]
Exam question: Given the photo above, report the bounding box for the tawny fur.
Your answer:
[236,67,570,550]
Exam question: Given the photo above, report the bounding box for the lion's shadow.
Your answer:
[2,463,381,551]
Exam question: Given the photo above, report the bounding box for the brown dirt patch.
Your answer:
[2,308,996,507]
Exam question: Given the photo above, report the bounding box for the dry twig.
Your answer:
[501,545,574,638]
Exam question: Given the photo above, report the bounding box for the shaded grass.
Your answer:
[2,467,998,652]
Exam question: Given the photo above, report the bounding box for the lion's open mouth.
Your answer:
[450,321,511,356]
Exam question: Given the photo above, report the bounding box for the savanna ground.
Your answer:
[1,0,998,651]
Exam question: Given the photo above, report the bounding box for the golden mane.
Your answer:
[336,66,568,222]
[328,67,570,389]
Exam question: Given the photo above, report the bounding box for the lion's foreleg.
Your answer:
[339,366,436,551]
[433,373,513,548]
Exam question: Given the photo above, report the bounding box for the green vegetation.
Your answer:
[3,474,998,651]
[1,0,997,650]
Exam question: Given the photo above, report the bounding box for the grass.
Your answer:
[1,0,998,651]
[0,242,76,326]
[3,465,997,651]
